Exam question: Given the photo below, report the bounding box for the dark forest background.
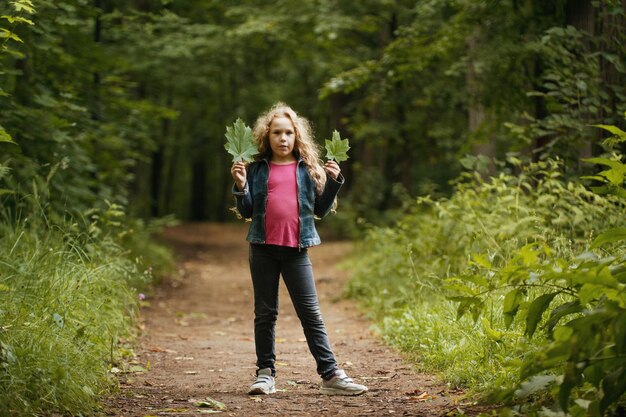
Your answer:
[2,0,624,225]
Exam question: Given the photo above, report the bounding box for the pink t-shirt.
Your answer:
[265,161,299,247]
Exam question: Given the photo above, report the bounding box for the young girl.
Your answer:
[230,103,368,396]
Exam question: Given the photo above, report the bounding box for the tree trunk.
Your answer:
[150,145,165,217]
[597,0,626,122]
[190,158,207,221]
[566,0,595,159]
[531,57,550,162]
[92,0,103,122]
[467,29,495,175]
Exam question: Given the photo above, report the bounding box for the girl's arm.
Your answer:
[314,161,344,218]
[231,162,253,218]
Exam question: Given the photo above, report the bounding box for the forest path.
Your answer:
[105,223,469,417]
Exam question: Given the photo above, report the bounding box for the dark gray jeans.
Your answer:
[249,243,338,379]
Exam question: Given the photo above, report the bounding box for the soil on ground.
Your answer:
[104,223,477,417]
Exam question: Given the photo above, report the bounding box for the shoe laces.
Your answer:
[334,370,353,383]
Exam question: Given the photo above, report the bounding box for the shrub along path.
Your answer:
[105,223,476,416]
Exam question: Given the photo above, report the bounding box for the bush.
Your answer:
[347,157,626,410]
[0,205,174,416]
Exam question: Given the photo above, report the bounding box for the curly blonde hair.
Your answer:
[253,102,326,194]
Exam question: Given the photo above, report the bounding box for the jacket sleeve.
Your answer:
[314,173,344,218]
[233,180,253,219]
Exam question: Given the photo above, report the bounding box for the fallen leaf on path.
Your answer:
[129,365,147,373]
[191,397,226,410]
[276,338,286,343]
[405,391,436,402]
[275,361,289,366]
[248,397,263,403]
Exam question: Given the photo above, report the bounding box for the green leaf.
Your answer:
[324,130,350,162]
[11,1,36,14]
[543,301,582,334]
[194,397,226,410]
[481,317,502,341]
[600,367,626,415]
[525,292,558,338]
[129,365,147,373]
[503,288,523,329]
[451,296,482,321]
[593,124,626,142]
[0,28,22,42]
[582,157,624,170]
[470,253,492,269]
[224,118,258,163]
[514,375,557,399]
[0,128,16,144]
[1,15,34,25]
[597,168,625,186]
[591,227,626,249]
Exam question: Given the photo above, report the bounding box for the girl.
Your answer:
[230,103,368,396]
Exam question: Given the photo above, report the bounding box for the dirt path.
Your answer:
[105,223,471,417]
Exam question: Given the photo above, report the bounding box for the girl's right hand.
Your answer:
[231,162,247,191]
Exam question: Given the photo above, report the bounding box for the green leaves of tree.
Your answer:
[224,118,258,163]
[324,130,350,162]
[0,126,16,144]
[525,292,558,338]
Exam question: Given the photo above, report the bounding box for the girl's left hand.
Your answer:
[324,161,341,180]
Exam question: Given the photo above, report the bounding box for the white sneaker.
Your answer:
[320,369,368,396]
[248,368,276,395]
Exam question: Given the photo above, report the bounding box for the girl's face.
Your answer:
[268,116,297,163]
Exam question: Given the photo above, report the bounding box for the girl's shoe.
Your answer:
[248,368,276,395]
[320,369,368,396]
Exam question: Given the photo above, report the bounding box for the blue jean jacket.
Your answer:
[232,159,344,248]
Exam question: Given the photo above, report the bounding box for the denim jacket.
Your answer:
[232,158,344,248]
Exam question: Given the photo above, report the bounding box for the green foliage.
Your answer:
[0,212,170,416]
[445,121,626,415]
[347,157,626,410]
[224,118,257,163]
[324,130,350,162]
[581,120,626,198]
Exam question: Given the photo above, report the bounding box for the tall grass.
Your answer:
[0,207,173,416]
[347,159,626,392]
